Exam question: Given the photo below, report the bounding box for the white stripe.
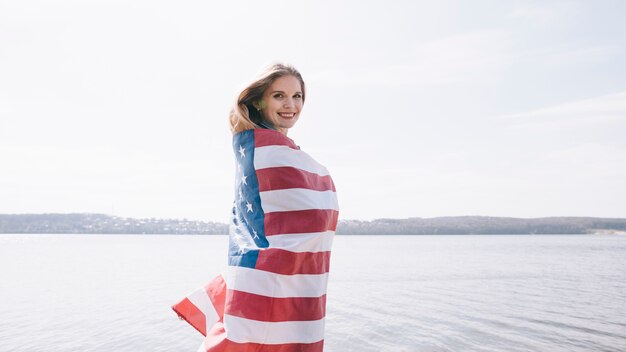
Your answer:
[187,286,219,331]
[224,314,325,344]
[260,188,338,213]
[267,231,335,253]
[226,266,329,298]
[197,340,206,352]
[254,145,330,176]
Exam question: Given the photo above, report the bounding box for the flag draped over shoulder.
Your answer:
[172,128,339,352]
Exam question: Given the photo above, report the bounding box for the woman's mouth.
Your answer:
[278,112,296,118]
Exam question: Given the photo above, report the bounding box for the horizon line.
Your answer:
[1,212,625,222]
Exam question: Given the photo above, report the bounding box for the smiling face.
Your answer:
[257,75,304,133]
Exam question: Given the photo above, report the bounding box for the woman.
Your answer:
[173,63,339,352]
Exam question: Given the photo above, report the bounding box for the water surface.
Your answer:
[1,234,625,351]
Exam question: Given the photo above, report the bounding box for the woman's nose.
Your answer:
[283,97,295,108]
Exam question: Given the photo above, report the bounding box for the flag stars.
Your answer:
[238,145,246,158]
[232,233,246,254]
[246,201,253,213]
[252,228,259,239]
[241,174,248,185]
[234,241,245,254]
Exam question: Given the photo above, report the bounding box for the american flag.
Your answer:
[172,128,339,352]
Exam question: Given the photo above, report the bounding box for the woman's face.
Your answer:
[258,75,304,132]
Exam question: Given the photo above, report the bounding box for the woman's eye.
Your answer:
[273,94,283,99]
[294,94,302,99]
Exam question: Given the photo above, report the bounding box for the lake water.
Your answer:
[0,234,625,351]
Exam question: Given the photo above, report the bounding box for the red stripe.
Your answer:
[254,128,299,149]
[225,290,326,322]
[264,209,339,236]
[256,249,331,275]
[206,274,227,322]
[203,324,324,352]
[203,322,228,351]
[171,297,207,336]
[256,167,336,192]
[219,340,324,352]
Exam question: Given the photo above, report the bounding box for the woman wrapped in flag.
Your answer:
[172,63,339,352]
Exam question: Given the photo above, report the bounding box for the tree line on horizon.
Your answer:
[1,213,625,235]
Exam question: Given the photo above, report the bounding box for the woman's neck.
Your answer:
[258,119,288,136]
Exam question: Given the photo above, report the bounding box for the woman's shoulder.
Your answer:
[233,128,300,150]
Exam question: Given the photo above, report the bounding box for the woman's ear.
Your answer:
[255,99,266,111]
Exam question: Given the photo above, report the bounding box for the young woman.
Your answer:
[173,63,339,352]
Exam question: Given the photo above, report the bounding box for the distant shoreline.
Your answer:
[2,213,626,235]
[2,233,625,236]
[590,229,626,235]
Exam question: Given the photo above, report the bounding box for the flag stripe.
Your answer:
[224,314,326,344]
[266,231,335,253]
[256,248,330,275]
[260,188,338,213]
[254,145,330,176]
[255,248,330,275]
[197,340,206,352]
[171,275,228,337]
[254,129,299,149]
[205,275,227,323]
[172,297,207,336]
[264,209,339,236]
[188,286,219,334]
[200,325,324,352]
[256,167,336,192]
[225,290,326,322]
[208,340,324,352]
[225,266,329,298]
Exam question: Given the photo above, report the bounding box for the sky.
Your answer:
[1,0,625,222]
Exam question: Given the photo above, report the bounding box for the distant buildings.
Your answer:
[0,213,228,234]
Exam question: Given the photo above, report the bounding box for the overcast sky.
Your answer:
[1,0,625,222]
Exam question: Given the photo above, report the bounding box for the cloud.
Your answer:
[308,27,618,90]
[531,45,620,66]
[308,29,517,87]
[508,1,581,26]
[542,142,625,169]
[497,91,626,130]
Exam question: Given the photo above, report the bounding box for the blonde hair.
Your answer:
[229,63,306,135]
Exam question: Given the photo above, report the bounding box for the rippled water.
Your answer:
[1,234,625,351]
